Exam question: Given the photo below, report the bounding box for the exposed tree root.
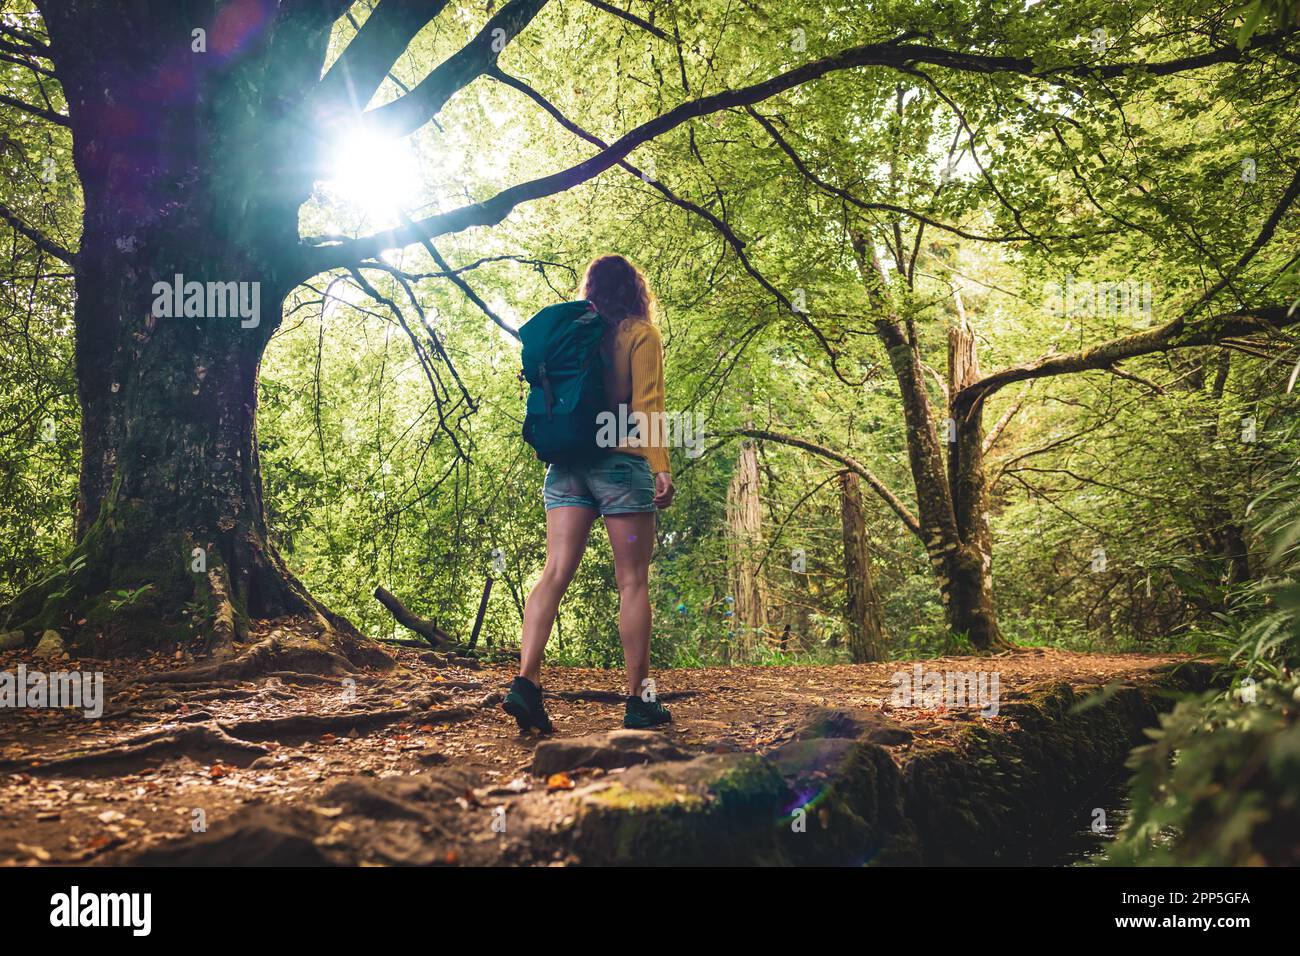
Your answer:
[219,703,475,743]
[137,628,391,685]
[4,699,479,776]
[202,564,241,658]
[3,723,269,775]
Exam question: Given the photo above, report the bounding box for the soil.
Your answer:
[0,625,1206,866]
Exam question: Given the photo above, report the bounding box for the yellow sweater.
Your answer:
[602,319,671,475]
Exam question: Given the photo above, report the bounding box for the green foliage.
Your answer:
[1107,441,1300,864]
[108,584,154,612]
[1,0,1299,677]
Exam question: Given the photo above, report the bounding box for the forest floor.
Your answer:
[0,622,1206,866]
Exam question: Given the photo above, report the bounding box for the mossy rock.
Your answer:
[564,753,791,865]
[768,736,919,865]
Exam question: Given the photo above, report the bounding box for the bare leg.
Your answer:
[519,505,598,686]
[604,511,656,696]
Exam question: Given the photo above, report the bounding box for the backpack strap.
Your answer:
[538,362,556,417]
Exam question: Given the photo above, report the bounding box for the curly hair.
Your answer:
[578,254,656,331]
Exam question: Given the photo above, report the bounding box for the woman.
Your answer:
[503,254,675,734]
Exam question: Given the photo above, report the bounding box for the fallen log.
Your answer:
[373,586,454,648]
[467,576,493,651]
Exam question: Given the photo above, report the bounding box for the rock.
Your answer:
[33,629,64,659]
[0,630,24,651]
[322,778,433,822]
[563,752,791,865]
[793,707,912,746]
[767,736,860,777]
[531,729,689,777]
[767,735,918,865]
[321,767,472,822]
[130,807,334,866]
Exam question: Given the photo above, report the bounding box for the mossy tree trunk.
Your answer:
[851,234,1008,650]
[726,440,768,659]
[4,1,367,658]
[839,470,886,662]
[946,308,1004,651]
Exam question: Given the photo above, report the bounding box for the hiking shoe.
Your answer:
[624,695,672,729]
[502,676,553,734]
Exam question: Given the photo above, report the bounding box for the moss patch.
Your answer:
[544,666,1216,866]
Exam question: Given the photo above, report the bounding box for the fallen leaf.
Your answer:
[546,772,575,791]
[17,843,50,862]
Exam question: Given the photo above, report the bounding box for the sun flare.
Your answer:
[323,127,423,221]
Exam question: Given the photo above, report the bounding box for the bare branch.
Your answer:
[731,428,922,538]
[488,67,855,377]
[0,90,68,125]
[583,0,669,41]
[0,198,75,264]
[955,163,1300,414]
[982,382,1032,454]
[394,209,520,340]
[314,0,450,115]
[302,31,1300,277]
[373,586,453,647]
[747,106,1037,244]
[956,305,1298,416]
[361,0,549,137]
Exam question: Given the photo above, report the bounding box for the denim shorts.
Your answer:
[543,452,656,515]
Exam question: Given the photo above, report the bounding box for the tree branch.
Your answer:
[582,0,669,41]
[746,106,1037,244]
[982,382,1032,454]
[488,67,857,373]
[955,163,1300,414]
[0,90,68,125]
[373,586,453,648]
[305,31,1295,278]
[955,305,1298,416]
[313,0,450,115]
[0,198,75,264]
[731,428,922,538]
[360,0,550,137]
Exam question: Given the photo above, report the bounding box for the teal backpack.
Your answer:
[519,299,609,465]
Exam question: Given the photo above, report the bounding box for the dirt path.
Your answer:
[0,641,1206,866]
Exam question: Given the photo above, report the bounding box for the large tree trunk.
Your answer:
[839,471,886,662]
[726,441,768,658]
[873,316,1006,649]
[946,312,1005,650]
[5,2,381,667]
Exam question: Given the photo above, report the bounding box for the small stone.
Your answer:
[0,630,25,651]
[532,730,689,777]
[33,630,64,659]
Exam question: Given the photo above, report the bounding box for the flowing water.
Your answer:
[1037,768,1133,866]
